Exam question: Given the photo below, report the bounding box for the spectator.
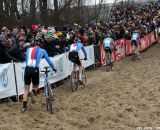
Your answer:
[9,36,25,62]
[43,31,62,56]
[0,35,18,63]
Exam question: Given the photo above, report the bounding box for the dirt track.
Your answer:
[0,43,160,130]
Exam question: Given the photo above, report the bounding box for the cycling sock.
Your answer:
[23,101,27,108]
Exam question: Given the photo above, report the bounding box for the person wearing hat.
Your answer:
[56,31,62,37]
[22,38,57,112]
[43,31,62,56]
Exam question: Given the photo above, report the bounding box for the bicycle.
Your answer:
[106,56,113,72]
[41,66,54,114]
[131,40,140,61]
[105,51,113,72]
[70,60,87,92]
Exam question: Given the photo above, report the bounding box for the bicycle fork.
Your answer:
[45,78,50,98]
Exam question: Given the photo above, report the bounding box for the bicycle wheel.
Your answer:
[132,53,137,61]
[48,86,53,114]
[107,57,113,72]
[46,98,49,111]
[82,69,87,86]
[70,72,79,92]
[109,60,113,70]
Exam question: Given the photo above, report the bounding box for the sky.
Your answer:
[88,0,127,5]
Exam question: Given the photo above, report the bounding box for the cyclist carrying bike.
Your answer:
[68,36,87,82]
[103,34,116,65]
[131,30,141,59]
[22,38,57,112]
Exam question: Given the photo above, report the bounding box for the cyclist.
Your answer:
[68,36,87,82]
[131,30,141,59]
[22,38,57,112]
[102,34,115,65]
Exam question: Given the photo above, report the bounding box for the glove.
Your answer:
[84,57,87,61]
[53,68,57,73]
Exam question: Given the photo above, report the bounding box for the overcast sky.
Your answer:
[88,0,127,5]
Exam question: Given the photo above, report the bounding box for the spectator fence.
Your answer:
[0,29,160,100]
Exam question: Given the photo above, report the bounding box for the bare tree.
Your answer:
[54,0,59,23]
[0,0,108,27]
[95,0,104,22]
[22,0,25,14]
[0,0,4,27]
[30,0,36,21]
[4,0,10,16]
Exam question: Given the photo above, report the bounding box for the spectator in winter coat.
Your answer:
[0,35,19,63]
[9,36,25,62]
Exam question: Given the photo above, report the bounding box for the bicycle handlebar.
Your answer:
[41,70,50,73]
[41,66,50,74]
[80,58,89,61]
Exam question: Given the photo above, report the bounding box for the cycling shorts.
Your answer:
[105,47,112,54]
[68,51,81,65]
[131,40,139,47]
[24,66,39,85]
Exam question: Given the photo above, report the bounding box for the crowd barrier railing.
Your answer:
[0,45,95,99]
[95,30,160,67]
[0,29,160,100]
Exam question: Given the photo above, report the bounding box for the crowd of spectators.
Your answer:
[0,2,159,64]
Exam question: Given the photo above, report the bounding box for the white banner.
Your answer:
[15,53,73,95]
[15,45,95,96]
[79,45,95,68]
[0,63,17,99]
[39,53,73,88]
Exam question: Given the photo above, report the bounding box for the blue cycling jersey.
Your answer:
[69,42,87,58]
[103,37,114,48]
[131,33,140,42]
[25,47,55,70]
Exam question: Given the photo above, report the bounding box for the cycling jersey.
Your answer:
[25,47,55,69]
[131,33,140,42]
[69,42,87,59]
[103,37,114,48]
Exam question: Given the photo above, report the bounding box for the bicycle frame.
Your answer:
[70,62,87,92]
[131,44,139,61]
[44,75,49,98]
[41,67,53,114]
[105,51,113,71]
[106,51,111,63]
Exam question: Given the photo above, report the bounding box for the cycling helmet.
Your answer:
[34,38,44,45]
[0,35,6,42]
